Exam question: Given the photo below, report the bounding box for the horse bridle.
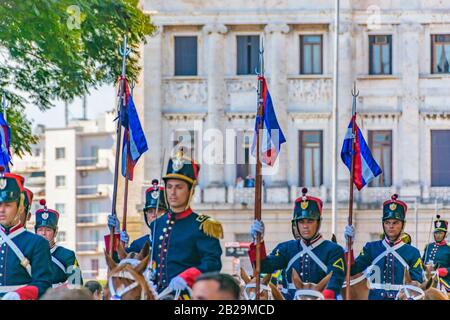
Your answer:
[108,259,154,300]
[156,285,193,300]
[243,283,273,300]
[395,285,425,300]
[293,289,325,300]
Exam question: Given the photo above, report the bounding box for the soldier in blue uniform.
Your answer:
[344,194,424,300]
[0,171,52,300]
[422,215,450,292]
[151,150,223,298]
[107,179,168,255]
[35,199,83,288]
[249,188,346,300]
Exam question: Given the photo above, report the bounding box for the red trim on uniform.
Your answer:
[305,234,322,246]
[322,289,335,300]
[4,173,25,191]
[294,196,323,213]
[9,223,23,234]
[168,208,193,220]
[35,208,60,219]
[436,240,447,246]
[384,237,402,246]
[191,161,199,180]
[104,234,120,253]
[438,268,449,278]
[178,267,202,287]
[248,241,267,265]
[383,199,407,215]
[16,285,38,300]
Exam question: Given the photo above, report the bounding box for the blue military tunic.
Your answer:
[127,234,151,254]
[0,224,52,299]
[150,208,222,292]
[50,245,83,287]
[422,241,450,291]
[351,238,424,300]
[249,234,346,299]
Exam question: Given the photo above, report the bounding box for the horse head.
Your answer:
[395,268,426,300]
[103,242,157,300]
[420,264,450,300]
[240,267,284,300]
[291,268,332,300]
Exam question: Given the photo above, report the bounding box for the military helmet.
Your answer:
[163,148,200,187]
[0,169,24,203]
[292,188,323,222]
[34,199,60,232]
[434,215,448,233]
[144,179,168,211]
[23,188,33,217]
[382,194,407,222]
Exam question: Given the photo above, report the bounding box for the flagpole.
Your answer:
[121,80,135,243]
[345,82,359,300]
[1,93,9,121]
[254,37,265,300]
[331,0,340,241]
[109,35,131,256]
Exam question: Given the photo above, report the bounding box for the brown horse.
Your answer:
[103,242,157,300]
[396,267,448,300]
[341,272,370,300]
[290,269,333,300]
[240,267,285,300]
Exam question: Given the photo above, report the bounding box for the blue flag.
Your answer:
[0,112,11,172]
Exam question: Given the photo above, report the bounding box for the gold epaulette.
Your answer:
[197,215,224,240]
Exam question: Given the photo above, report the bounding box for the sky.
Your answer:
[25,84,116,129]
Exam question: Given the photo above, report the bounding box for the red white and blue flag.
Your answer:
[120,78,148,181]
[251,76,286,166]
[0,112,11,172]
[341,115,382,190]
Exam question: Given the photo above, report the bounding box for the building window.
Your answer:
[431,130,450,186]
[369,130,392,187]
[89,202,100,213]
[300,35,323,74]
[34,148,41,157]
[55,175,66,187]
[369,35,392,75]
[237,35,260,75]
[172,130,197,161]
[299,131,323,187]
[431,35,450,74]
[91,259,99,275]
[174,36,197,76]
[56,231,66,242]
[55,147,65,159]
[235,131,255,187]
[55,203,65,214]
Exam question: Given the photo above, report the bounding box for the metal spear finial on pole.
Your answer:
[109,35,131,256]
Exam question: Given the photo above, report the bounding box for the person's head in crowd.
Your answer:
[192,272,241,300]
[84,280,104,300]
[40,287,94,300]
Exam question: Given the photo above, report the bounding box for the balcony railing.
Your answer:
[76,185,110,197]
[13,160,45,172]
[76,242,101,252]
[76,157,109,169]
[76,213,108,225]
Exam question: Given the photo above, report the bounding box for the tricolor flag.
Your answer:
[120,78,148,180]
[251,76,286,166]
[341,115,382,190]
[0,112,11,172]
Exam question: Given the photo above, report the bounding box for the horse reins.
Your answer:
[243,283,273,300]
[395,285,425,300]
[293,289,325,300]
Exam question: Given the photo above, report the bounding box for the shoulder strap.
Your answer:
[51,255,67,273]
[0,228,32,276]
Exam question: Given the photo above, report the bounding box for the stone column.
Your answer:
[332,21,357,202]
[264,23,290,203]
[202,24,228,202]
[398,23,423,198]
[143,26,163,183]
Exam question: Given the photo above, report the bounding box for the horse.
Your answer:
[396,266,448,300]
[240,267,285,300]
[421,265,450,300]
[290,269,333,300]
[341,272,370,300]
[103,242,157,300]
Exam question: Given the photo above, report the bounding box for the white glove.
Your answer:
[168,276,187,291]
[2,292,20,300]
[344,225,355,241]
[120,230,129,246]
[107,214,120,234]
[250,220,265,242]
